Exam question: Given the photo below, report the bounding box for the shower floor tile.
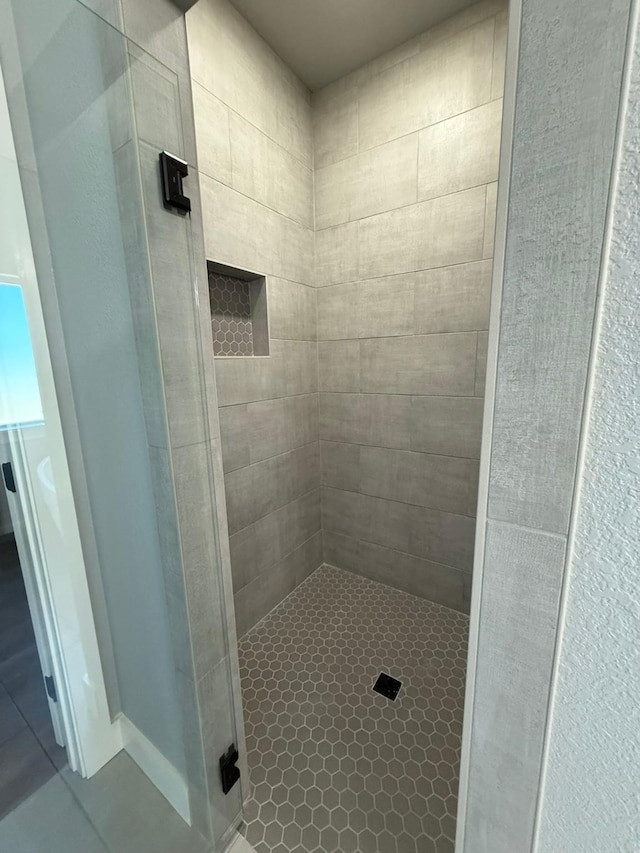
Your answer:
[238,565,469,853]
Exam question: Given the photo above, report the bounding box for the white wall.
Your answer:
[535,7,640,851]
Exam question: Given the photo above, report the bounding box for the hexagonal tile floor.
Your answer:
[238,565,469,853]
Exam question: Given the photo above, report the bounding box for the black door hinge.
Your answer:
[159,151,191,215]
[44,675,58,703]
[2,461,16,493]
[219,743,240,795]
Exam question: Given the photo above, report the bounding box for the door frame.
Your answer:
[0,66,122,779]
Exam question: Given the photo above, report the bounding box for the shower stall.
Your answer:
[186,0,506,850]
[0,0,507,847]
[2,0,635,848]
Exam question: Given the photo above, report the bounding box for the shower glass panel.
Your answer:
[0,0,241,849]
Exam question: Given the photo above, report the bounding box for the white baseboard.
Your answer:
[118,715,191,826]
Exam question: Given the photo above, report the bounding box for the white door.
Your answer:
[1,425,66,748]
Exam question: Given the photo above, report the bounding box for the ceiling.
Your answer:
[227,0,479,91]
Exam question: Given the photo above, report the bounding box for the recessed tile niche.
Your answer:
[207,261,269,357]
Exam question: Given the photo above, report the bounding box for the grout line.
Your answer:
[322,527,473,578]
[199,170,314,235]
[489,15,498,99]
[192,79,313,172]
[320,484,477,523]
[227,486,320,541]
[317,390,486,400]
[318,436,481,462]
[316,329,490,342]
[473,331,480,393]
[315,180,493,232]
[224,439,319,480]
[317,391,485,399]
[315,254,493,288]
[219,391,318,411]
[316,172,500,231]
[316,96,504,174]
[234,532,324,637]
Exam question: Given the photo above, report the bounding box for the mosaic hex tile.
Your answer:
[238,565,469,853]
[209,272,254,356]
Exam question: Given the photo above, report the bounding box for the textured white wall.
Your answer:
[535,9,640,852]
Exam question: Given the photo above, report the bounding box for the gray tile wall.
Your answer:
[313,0,507,612]
[187,0,320,637]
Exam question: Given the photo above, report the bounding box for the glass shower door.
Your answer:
[0,0,244,848]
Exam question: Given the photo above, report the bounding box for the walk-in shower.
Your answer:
[186,0,507,849]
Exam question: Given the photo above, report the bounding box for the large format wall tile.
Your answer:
[219,393,318,472]
[310,1,503,614]
[414,260,492,334]
[267,278,317,341]
[317,341,360,392]
[318,393,363,445]
[229,112,313,228]
[200,177,313,285]
[187,0,312,167]
[215,340,317,406]
[314,134,418,229]
[323,531,468,611]
[357,275,416,339]
[233,532,322,638]
[358,18,494,151]
[192,0,320,636]
[320,440,361,492]
[359,394,413,450]
[192,0,505,633]
[491,9,509,100]
[482,181,498,258]
[360,333,478,395]
[229,488,321,593]
[360,446,479,516]
[418,99,502,201]
[192,82,231,184]
[318,392,483,457]
[317,283,360,340]
[410,396,484,458]
[224,442,319,534]
[318,393,412,450]
[312,84,358,169]
[358,186,486,279]
[321,487,475,573]
[475,332,489,396]
[314,220,359,286]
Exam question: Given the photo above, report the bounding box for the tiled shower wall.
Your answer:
[186,0,321,638]
[188,0,507,632]
[315,0,507,612]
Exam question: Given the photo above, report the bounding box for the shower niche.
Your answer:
[207,260,269,357]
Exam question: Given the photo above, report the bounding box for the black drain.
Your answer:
[373,672,402,701]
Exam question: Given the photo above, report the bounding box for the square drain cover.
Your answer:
[373,672,402,701]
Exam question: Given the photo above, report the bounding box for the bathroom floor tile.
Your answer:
[239,565,469,853]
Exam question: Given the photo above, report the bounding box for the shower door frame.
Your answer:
[454,0,522,849]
